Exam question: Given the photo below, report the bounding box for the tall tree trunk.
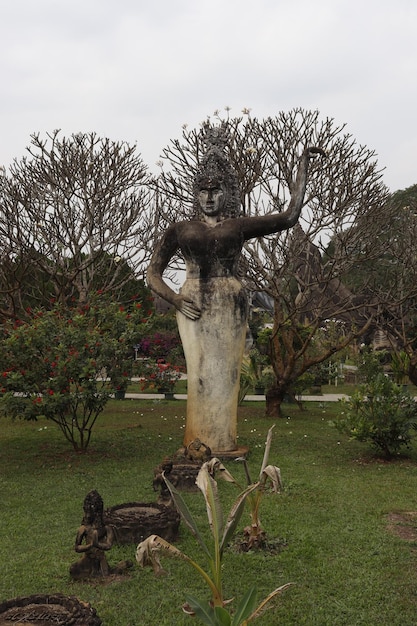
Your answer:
[265,386,286,418]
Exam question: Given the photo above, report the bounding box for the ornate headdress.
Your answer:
[193,122,241,218]
[82,490,104,523]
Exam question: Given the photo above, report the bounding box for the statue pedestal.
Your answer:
[210,445,249,460]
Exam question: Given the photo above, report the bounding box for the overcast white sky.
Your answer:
[1,0,416,192]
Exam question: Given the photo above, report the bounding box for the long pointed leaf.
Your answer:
[214,606,233,626]
[206,457,239,484]
[260,424,275,477]
[196,465,223,540]
[185,596,232,626]
[185,596,216,625]
[163,472,210,558]
[247,582,294,622]
[231,586,258,625]
[137,534,221,601]
[261,464,283,492]
[220,482,260,555]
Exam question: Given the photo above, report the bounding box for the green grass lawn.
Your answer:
[1,398,417,625]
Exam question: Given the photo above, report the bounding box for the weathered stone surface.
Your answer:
[70,490,132,580]
[0,594,101,625]
[178,276,247,453]
[147,123,323,452]
[104,502,180,544]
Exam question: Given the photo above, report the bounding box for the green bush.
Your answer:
[335,371,417,458]
[0,295,152,450]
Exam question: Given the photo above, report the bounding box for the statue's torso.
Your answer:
[176,219,244,279]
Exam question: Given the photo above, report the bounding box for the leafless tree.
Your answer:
[363,186,417,385]
[156,109,390,417]
[0,131,155,318]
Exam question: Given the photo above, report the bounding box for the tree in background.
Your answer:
[361,185,417,384]
[0,131,155,319]
[0,293,154,450]
[154,108,389,417]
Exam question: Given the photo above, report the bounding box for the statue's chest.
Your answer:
[178,222,242,262]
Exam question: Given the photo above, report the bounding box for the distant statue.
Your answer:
[184,437,211,462]
[70,490,131,580]
[147,125,324,452]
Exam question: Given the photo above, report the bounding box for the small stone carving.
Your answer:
[104,501,180,544]
[0,594,101,625]
[184,438,212,462]
[70,490,132,580]
[153,441,211,497]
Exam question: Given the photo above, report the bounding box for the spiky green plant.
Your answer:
[136,457,291,624]
[223,425,283,549]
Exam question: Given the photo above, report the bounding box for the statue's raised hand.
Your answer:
[306,146,327,159]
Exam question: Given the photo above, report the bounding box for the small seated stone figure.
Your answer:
[70,490,132,580]
[184,438,211,462]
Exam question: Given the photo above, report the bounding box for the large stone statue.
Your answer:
[147,127,324,453]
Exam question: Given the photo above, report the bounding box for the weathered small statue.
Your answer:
[147,125,324,453]
[70,490,132,580]
[184,438,211,462]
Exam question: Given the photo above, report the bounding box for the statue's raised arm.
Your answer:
[238,146,326,240]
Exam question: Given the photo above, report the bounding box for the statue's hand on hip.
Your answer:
[178,297,201,320]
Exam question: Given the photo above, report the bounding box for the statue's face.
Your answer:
[83,500,96,523]
[198,183,226,217]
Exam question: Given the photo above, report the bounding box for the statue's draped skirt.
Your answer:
[177,276,248,452]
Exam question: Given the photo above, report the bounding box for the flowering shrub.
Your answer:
[0,295,153,450]
[140,359,183,391]
[136,332,180,359]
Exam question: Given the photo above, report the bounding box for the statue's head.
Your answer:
[193,124,241,219]
[82,490,104,524]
